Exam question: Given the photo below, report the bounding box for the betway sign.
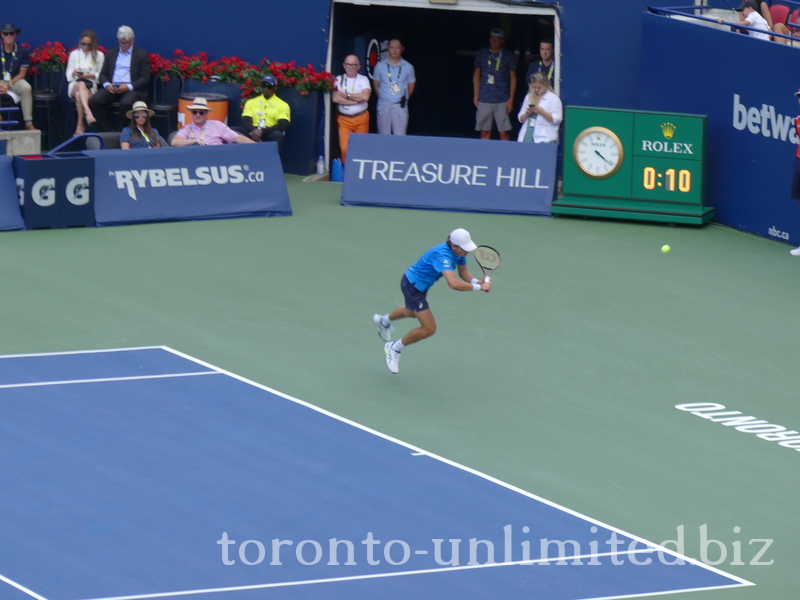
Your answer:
[342,134,557,216]
[732,94,799,144]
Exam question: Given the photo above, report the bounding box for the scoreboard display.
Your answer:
[555,106,713,225]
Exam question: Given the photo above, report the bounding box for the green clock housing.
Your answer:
[554,106,713,225]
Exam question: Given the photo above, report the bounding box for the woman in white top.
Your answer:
[516,71,563,143]
[66,29,104,136]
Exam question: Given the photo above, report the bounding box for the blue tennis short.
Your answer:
[401,274,430,313]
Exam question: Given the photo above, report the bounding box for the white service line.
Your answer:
[0,573,49,600]
[0,370,220,390]
[78,549,733,600]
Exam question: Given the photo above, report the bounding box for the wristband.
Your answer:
[472,283,481,291]
[470,278,479,284]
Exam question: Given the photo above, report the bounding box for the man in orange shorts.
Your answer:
[332,55,371,163]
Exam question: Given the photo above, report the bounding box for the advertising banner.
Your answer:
[0,156,24,231]
[640,12,800,244]
[89,144,292,226]
[341,134,558,216]
[13,153,94,230]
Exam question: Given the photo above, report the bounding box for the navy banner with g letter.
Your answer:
[341,134,557,215]
[89,143,292,226]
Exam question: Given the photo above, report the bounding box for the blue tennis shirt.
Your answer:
[405,242,466,292]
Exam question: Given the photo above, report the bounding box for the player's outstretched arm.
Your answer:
[444,270,491,292]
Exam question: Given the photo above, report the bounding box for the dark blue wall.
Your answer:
[560,0,651,109]
[9,0,654,110]
[640,12,800,242]
[4,0,331,69]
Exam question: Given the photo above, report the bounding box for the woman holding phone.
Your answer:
[66,29,104,135]
[516,71,562,143]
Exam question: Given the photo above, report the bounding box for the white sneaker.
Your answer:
[373,314,393,341]
[790,246,800,256]
[384,342,400,374]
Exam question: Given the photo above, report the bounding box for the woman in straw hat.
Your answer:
[120,100,160,149]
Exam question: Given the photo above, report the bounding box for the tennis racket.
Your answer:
[474,245,501,284]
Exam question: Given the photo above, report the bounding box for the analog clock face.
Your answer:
[573,127,624,179]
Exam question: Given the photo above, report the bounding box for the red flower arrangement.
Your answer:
[29,41,69,73]
[28,42,334,101]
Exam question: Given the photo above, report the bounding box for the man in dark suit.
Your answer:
[88,25,150,131]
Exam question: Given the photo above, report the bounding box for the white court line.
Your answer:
[0,371,220,390]
[0,346,165,360]
[79,550,746,600]
[2,346,756,600]
[0,573,49,600]
[161,345,755,589]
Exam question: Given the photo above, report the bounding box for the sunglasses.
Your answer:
[343,63,359,67]
[191,110,207,115]
[80,42,91,47]
[133,112,148,119]
[1,32,16,36]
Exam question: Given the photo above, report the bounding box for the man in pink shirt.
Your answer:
[171,97,253,146]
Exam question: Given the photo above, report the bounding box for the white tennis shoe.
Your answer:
[373,314,393,341]
[384,342,400,374]
[790,246,800,256]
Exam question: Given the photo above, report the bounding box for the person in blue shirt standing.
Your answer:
[372,39,416,135]
[373,229,492,374]
[473,28,517,140]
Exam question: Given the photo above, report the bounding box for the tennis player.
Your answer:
[373,228,492,374]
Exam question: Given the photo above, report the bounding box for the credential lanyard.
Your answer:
[189,124,207,142]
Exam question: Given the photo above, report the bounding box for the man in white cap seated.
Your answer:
[171,97,254,146]
[372,228,492,374]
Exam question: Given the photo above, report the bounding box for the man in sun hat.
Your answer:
[0,23,36,130]
[171,97,254,146]
[372,228,491,374]
[241,74,290,148]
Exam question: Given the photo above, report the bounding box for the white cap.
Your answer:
[449,228,477,252]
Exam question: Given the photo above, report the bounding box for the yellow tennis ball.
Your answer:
[661,244,671,253]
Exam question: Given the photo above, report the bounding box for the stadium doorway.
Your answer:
[326,0,560,159]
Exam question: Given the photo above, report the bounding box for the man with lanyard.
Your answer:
[372,39,416,135]
[525,39,556,88]
[241,75,290,149]
[0,24,35,130]
[171,97,254,146]
[473,28,516,141]
[332,54,371,163]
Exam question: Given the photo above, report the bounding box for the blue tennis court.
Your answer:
[0,347,752,600]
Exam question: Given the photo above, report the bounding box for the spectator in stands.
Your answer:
[372,39,416,135]
[67,29,104,136]
[473,28,516,141]
[516,72,562,144]
[332,54,371,163]
[0,24,35,130]
[241,75,290,149]
[718,1,771,41]
[171,97,254,146]
[120,101,160,149]
[89,25,150,131]
[525,39,555,88]
[791,88,800,256]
